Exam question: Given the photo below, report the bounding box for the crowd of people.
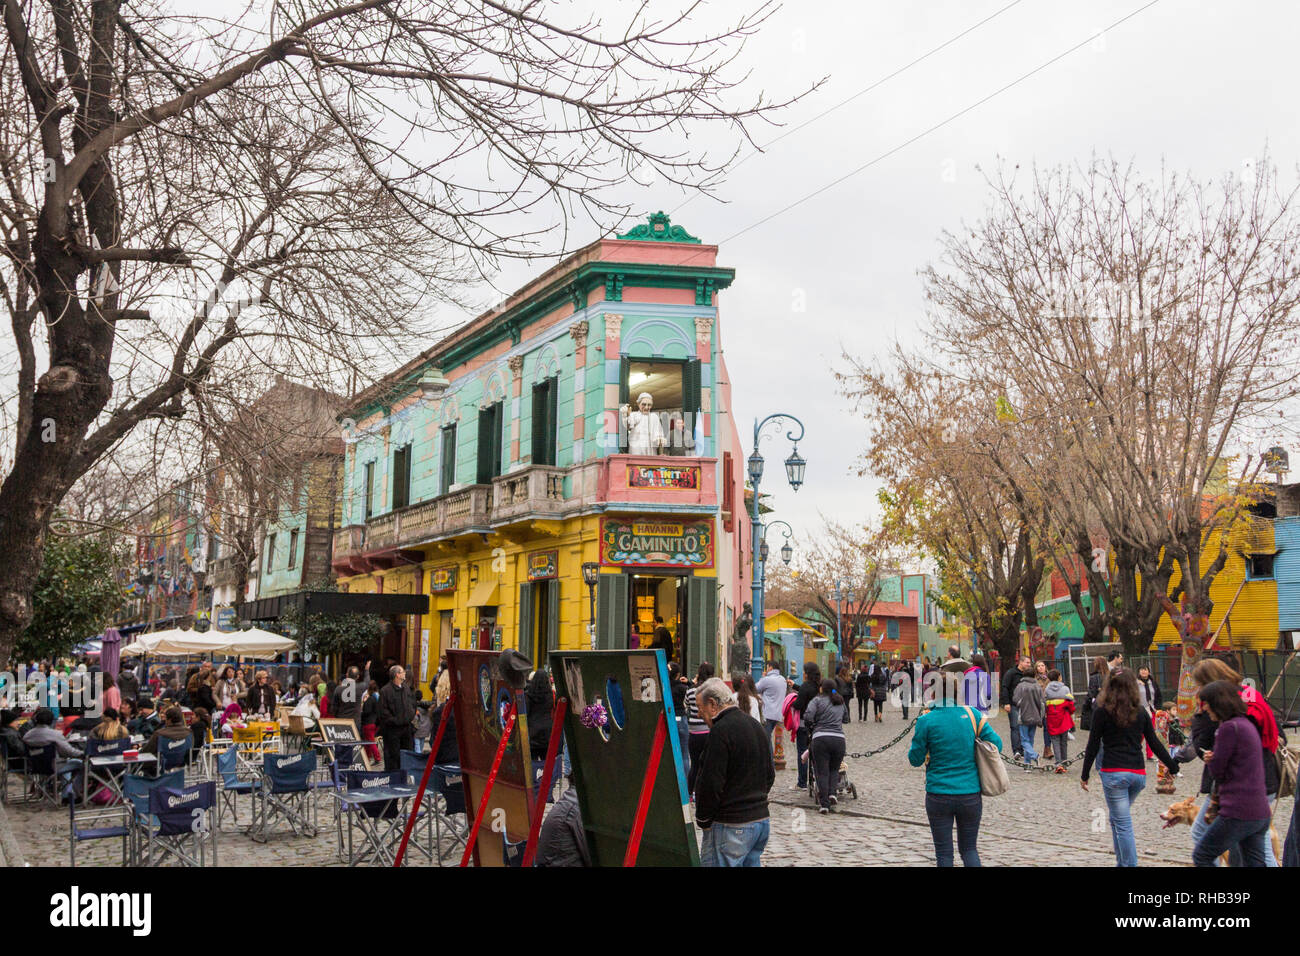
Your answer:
[5,644,1297,871]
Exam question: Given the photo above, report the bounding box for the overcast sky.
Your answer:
[455,0,1300,551]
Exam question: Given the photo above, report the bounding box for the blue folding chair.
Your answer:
[213,746,261,831]
[21,743,61,807]
[251,751,318,842]
[143,781,218,866]
[123,769,184,864]
[68,789,130,866]
[429,764,468,863]
[156,735,193,774]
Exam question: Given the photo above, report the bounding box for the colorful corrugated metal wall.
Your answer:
[1274,516,1300,631]
[1154,519,1278,650]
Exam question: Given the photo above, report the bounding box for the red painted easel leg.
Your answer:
[460,703,516,867]
[623,712,667,867]
[393,692,456,868]
[520,697,568,867]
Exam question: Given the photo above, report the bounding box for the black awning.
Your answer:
[244,590,428,621]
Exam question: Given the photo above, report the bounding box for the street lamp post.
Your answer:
[749,415,806,683]
[581,562,600,650]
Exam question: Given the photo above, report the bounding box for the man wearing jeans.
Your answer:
[1000,656,1029,759]
[755,663,789,753]
[1013,668,1045,768]
[693,678,775,867]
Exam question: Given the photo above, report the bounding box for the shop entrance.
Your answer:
[597,571,715,675]
[630,574,684,661]
[476,607,497,650]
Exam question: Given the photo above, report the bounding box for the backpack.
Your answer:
[781,692,800,735]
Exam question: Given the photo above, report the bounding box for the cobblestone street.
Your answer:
[5,706,1290,867]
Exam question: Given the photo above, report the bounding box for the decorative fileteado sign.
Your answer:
[599,517,714,569]
[627,464,700,490]
[429,566,457,593]
[527,549,558,581]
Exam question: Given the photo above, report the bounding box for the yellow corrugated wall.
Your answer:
[1152,519,1278,650]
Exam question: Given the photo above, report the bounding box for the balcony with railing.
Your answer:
[593,454,718,510]
[331,455,720,574]
[491,465,567,526]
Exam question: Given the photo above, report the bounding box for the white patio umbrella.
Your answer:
[121,627,297,658]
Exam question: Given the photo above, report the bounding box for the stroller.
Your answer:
[807,756,858,804]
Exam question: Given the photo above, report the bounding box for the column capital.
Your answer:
[694,315,714,345]
[507,354,525,378]
[568,320,590,350]
[603,312,623,338]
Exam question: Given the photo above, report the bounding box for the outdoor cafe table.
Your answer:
[88,753,158,802]
[331,783,418,867]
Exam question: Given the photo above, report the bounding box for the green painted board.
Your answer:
[549,649,698,867]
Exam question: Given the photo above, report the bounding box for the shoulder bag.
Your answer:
[964,706,1009,797]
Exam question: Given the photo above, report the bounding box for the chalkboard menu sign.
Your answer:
[317,717,373,769]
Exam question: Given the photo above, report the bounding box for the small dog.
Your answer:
[1160,796,1281,863]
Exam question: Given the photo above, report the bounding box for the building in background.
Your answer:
[331,212,752,698]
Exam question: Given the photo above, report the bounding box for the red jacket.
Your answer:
[1043,688,1076,736]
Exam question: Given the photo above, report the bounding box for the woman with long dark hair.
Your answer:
[1080,668,1179,866]
[1192,680,1272,866]
[1187,657,1285,866]
[804,679,846,814]
[733,673,763,723]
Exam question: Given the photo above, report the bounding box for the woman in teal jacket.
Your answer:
[908,700,1003,866]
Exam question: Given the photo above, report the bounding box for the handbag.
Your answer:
[1276,741,1299,800]
[963,707,1009,797]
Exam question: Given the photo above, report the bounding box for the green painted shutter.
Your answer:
[440,425,456,494]
[518,582,534,657]
[492,401,504,477]
[684,359,702,419]
[596,573,629,650]
[475,405,493,486]
[547,577,560,652]
[546,377,558,466]
[618,356,631,405]
[685,576,716,679]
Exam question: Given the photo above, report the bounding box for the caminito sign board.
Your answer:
[446,649,536,866]
[599,517,714,569]
[549,649,697,867]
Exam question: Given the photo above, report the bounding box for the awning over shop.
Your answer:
[243,590,429,621]
[468,579,500,608]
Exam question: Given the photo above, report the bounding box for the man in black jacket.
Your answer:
[330,661,371,723]
[693,677,775,867]
[378,664,416,770]
[1000,656,1030,758]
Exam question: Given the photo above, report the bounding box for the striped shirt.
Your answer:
[684,686,708,733]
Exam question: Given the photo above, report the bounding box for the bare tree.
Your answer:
[0,0,814,666]
[841,362,1046,665]
[765,516,900,657]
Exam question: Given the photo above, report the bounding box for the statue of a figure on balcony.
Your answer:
[729,602,753,675]
[621,391,666,456]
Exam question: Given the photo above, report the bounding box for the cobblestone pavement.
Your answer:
[4,709,1292,866]
[762,707,1294,867]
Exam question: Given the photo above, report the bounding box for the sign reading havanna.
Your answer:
[599,517,713,569]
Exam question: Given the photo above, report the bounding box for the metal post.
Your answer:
[749,414,805,684]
